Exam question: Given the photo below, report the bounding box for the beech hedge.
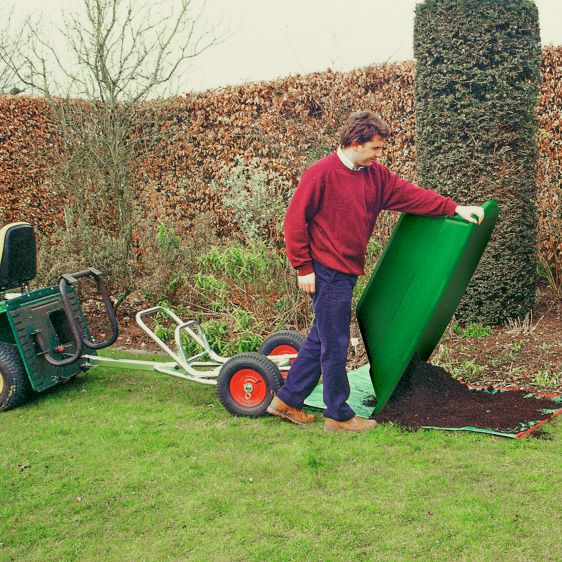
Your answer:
[0,46,559,304]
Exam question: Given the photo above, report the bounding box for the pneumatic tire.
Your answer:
[0,342,31,412]
[217,352,283,417]
[259,330,305,380]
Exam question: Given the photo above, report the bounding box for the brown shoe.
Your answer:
[267,396,315,425]
[324,416,378,432]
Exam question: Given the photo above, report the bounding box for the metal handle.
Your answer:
[34,318,84,367]
[59,268,119,350]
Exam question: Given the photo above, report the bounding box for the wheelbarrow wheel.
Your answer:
[217,352,283,417]
[259,330,305,380]
[0,342,31,412]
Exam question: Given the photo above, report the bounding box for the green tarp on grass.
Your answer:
[304,364,562,438]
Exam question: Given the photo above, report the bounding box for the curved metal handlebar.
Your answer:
[59,268,119,350]
[36,268,120,366]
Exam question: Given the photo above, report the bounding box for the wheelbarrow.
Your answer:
[304,200,499,415]
[356,199,499,413]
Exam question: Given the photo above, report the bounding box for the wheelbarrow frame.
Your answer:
[81,305,295,384]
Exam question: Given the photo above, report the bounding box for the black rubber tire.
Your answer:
[259,330,306,356]
[0,342,31,412]
[217,352,283,417]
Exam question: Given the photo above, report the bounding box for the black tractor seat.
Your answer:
[0,222,37,294]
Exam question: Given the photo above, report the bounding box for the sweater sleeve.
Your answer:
[284,168,323,275]
[379,165,458,216]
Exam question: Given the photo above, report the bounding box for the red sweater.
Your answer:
[284,153,458,276]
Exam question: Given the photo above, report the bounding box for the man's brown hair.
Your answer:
[339,111,391,147]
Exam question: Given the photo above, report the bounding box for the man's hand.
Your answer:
[455,205,485,225]
[298,272,316,294]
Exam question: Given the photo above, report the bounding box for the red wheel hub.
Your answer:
[229,369,267,407]
[270,345,298,379]
[269,345,298,363]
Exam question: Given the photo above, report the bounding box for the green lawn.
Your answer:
[1,353,561,561]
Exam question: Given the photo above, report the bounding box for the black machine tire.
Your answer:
[217,352,283,417]
[0,342,32,412]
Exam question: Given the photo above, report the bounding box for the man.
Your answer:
[267,111,484,432]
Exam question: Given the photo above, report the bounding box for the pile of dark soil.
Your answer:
[368,356,560,432]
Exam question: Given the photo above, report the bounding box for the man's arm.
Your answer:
[380,166,457,216]
[380,165,484,224]
[284,169,323,293]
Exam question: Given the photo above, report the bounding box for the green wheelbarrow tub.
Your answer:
[356,200,499,414]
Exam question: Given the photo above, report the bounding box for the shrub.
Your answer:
[536,47,562,291]
[138,213,218,304]
[35,213,133,295]
[196,240,311,332]
[414,0,542,323]
[1,53,560,292]
[166,240,312,353]
[212,157,291,245]
[452,323,493,338]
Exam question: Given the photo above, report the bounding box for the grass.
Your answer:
[1,351,561,561]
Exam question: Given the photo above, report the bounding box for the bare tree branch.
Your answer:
[1,0,224,273]
[3,0,223,101]
[0,11,20,94]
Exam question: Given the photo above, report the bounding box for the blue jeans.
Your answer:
[277,260,358,421]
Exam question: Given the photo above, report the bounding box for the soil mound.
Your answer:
[369,356,560,432]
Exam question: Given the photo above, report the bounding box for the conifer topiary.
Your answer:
[414,0,542,323]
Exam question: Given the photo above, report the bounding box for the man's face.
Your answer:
[351,135,385,167]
